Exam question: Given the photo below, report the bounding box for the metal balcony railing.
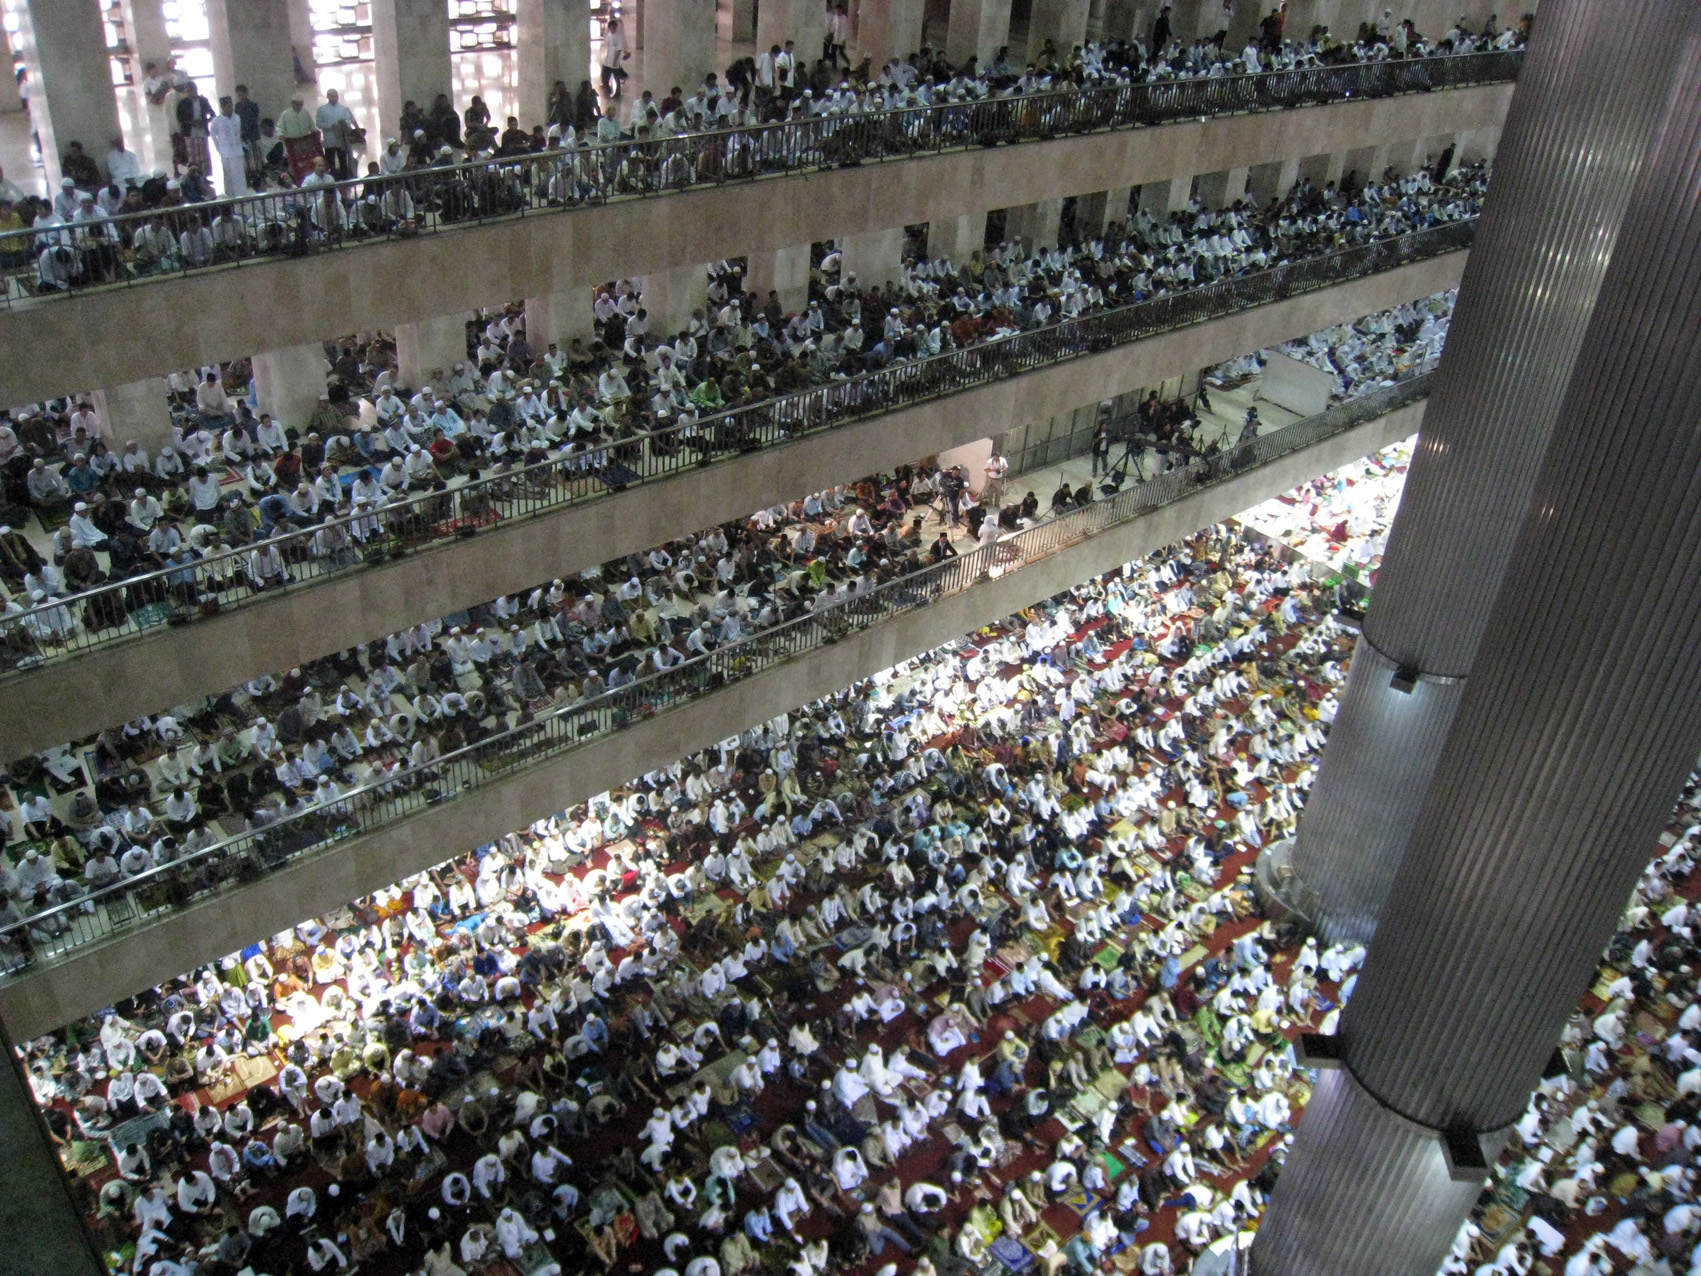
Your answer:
[0,218,1475,681]
[0,49,1519,304]
[0,366,1436,983]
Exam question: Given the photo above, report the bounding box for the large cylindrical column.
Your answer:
[0,1017,105,1276]
[1276,0,1697,944]
[1254,20,1701,1271]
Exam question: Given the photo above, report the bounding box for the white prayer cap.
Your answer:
[74,501,89,511]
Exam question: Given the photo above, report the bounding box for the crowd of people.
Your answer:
[19,516,1370,1276]
[0,5,1523,293]
[0,153,1485,666]
[0,289,1447,964]
[5,421,1693,1276]
[1439,804,1701,1275]
[1217,289,1454,400]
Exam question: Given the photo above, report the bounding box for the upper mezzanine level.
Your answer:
[0,222,1471,759]
[0,51,1518,402]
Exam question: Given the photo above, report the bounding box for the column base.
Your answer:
[1251,838,1317,931]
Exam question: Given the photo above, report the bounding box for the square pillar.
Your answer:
[1004,198,1063,248]
[1381,138,1421,177]
[639,263,705,338]
[856,0,926,68]
[1027,0,1090,61]
[1195,166,1248,209]
[718,0,757,43]
[1343,145,1387,187]
[745,245,812,315]
[1073,186,1130,237]
[12,0,122,187]
[1455,126,1501,167]
[945,0,1012,67]
[1099,0,1141,41]
[1138,175,1189,216]
[937,210,987,261]
[121,0,176,175]
[372,0,453,146]
[395,314,469,394]
[1298,149,1346,190]
[525,289,597,354]
[840,228,904,289]
[252,341,331,431]
[94,378,175,454]
[1246,157,1299,206]
[517,0,591,126]
[758,0,828,72]
[286,0,318,86]
[1285,0,1338,41]
[1224,0,1264,46]
[208,0,298,131]
[646,0,719,101]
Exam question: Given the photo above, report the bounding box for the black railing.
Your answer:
[0,218,1476,680]
[0,368,1436,984]
[0,49,1519,304]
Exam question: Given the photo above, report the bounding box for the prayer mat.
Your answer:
[1194,1006,1223,1045]
[126,601,176,630]
[1070,1089,1108,1120]
[991,1236,1036,1272]
[1092,944,1124,971]
[64,1139,110,1176]
[1099,1149,1128,1181]
[1477,1203,1518,1240]
[1092,1070,1126,1100]
[1025,1222,1062,1252]
[1060,1187,1103,1218]
[1178,943,1210,969]
[1590,971,1623,1001]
